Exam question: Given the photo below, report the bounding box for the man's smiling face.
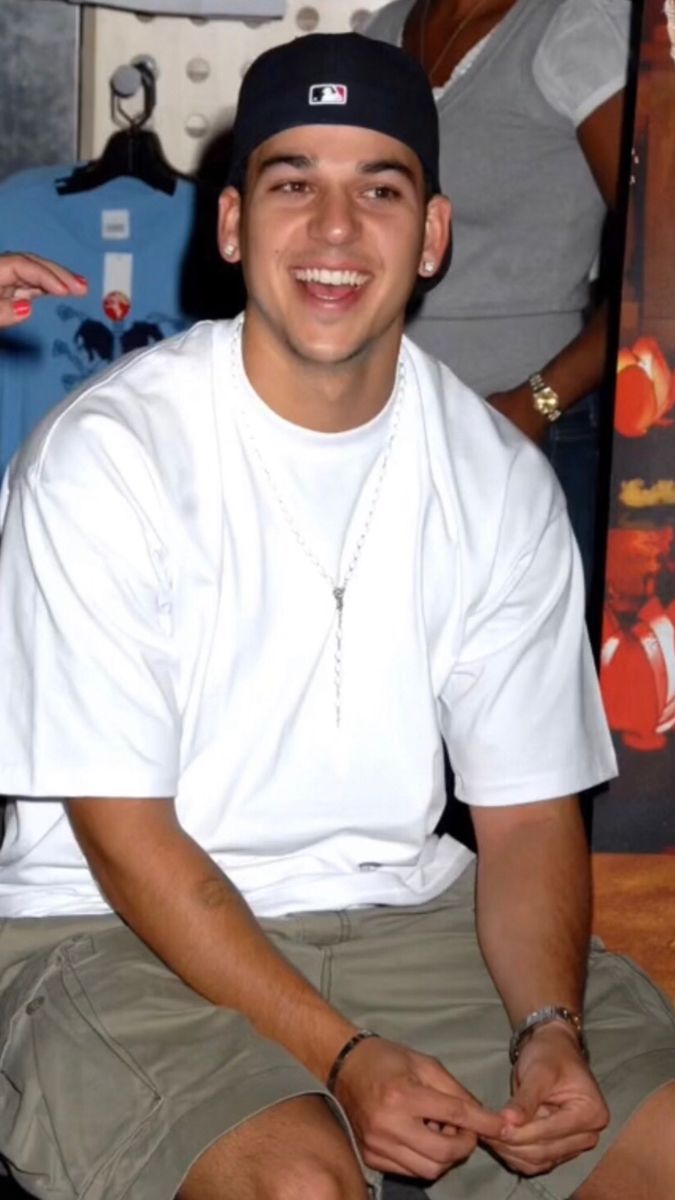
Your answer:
[219,124,449,372]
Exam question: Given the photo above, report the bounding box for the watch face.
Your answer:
[529,375,561,420]
[534,388,560,416]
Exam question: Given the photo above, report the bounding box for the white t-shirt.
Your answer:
[236,355,395,578]
[533,0,630,127]
[0,320,617,918]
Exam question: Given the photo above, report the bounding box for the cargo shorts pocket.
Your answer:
[0,935,162,1198]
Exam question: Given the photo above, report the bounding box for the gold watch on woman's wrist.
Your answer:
[529,372,562,422]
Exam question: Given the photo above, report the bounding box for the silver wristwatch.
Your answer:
[509,1005,587,1064]
[529,372,562,423]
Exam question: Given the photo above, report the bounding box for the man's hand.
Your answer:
[0,252,87,327]
[486,385,550,446]
[334,1036,503,1181]
[485,1024,609,1177]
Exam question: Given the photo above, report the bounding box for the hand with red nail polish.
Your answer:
[0,252,88,328]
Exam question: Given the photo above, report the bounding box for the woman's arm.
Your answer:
[487,89,626,442]
[0,251,87,328]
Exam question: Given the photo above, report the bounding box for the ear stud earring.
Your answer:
[423,260,435,274]
[223,243,237,258]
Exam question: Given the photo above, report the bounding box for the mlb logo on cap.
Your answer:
[308,83,348,106]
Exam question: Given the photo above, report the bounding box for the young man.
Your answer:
[0,32,673,1200]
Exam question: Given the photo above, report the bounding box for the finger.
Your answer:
[0,253,87,297]
[410,1084,503,1139]
[487,1129,601,1176]
[420,1059,504,1137]
[369,1113,476,1168]
[499,1101,554,1137]
[501,1075,551,1128]
[403,1122,477,1168]
[366,1156,416,1177]
[0,298,32,327]
[365,1131,474,1182]
[497,1103,607,1146]
[0,287,42,301]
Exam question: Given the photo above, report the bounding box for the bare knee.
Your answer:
[575,1082,675,1200]
[179,1145,367,1200]
[178,1094,367,1200]
[270,1153,368,1200]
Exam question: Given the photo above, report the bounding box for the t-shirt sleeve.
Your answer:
[440,454,616,806]
[361,0,406,42]
[533,0,631,127]
[0,409,181,798]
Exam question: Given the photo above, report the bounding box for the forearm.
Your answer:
[69,800,356,1081]
[473,798,591,1026]
[537,303,608,415]
[486,306,609,443]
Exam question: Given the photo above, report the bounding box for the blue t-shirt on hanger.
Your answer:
[0,165,197,475]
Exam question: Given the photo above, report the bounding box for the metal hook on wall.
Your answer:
[110,57,159,131]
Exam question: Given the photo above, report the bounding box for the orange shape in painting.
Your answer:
[615,337,673,437]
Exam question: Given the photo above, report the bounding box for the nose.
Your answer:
[308,186,360,245]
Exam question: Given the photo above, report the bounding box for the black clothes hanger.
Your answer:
[56,128,177,196]
[56,61,177,196]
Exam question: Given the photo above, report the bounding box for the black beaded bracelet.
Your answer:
[326,1029,380,1094]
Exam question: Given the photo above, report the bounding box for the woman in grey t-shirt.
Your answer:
[365,0,629,586]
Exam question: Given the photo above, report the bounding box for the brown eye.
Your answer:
[277,180,310,194]
[366,186,400,201]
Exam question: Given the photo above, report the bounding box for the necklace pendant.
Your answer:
[233,321,406,732]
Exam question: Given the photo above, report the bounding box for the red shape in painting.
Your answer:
[103,291,131,322]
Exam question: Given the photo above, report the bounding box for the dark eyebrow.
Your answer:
[255,153,417,184]
[358,159,417,184]
[256,154,315,175]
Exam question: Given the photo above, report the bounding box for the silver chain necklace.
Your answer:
[230,320,405,727]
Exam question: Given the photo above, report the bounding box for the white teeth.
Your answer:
[293,268,369,287]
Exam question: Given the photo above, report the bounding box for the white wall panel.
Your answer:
[80,2,389,175]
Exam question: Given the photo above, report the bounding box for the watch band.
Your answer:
[529,372,562,423]
[509,1005,587,1065]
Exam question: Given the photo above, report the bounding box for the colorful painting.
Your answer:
[594,0,675,850]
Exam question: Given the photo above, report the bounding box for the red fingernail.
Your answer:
[12,300,32,317]
[75,274,88,284]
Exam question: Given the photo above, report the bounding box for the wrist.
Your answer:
[261,1007,358,1084]
[528,372,563,423]
[527,1018,585,1054]
[306,1020,361,1084]
[509,1005,587,1065]
[326,1028,380,1094]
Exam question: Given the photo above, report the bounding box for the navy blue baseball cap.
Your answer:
[228,33,440,194]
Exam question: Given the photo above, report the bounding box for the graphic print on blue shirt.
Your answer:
[0,165,196,475]
[53,302,184,392]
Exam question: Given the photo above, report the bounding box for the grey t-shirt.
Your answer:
[365,0,629,394]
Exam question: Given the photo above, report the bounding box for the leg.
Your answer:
[574,1082,675,1200]
[178,1094,369,1200]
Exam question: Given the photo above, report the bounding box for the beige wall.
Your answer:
[80,2,390,175]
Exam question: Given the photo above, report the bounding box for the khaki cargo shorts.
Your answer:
[1,865,674,1200]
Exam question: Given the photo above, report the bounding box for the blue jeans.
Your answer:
[544,392,600,596]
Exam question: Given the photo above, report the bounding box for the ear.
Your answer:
[418,195,452,280]
[218,187,243,265]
